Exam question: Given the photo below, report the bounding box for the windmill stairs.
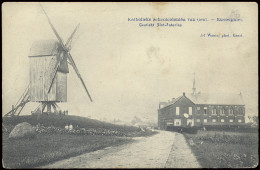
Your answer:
[4,85,30,117]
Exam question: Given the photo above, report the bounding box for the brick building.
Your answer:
[157,75,245,130]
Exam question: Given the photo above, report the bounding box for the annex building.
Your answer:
[158,76,245,130]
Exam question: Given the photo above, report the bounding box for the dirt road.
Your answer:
[40,130,201,168]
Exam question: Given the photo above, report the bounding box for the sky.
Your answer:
[2,2,258,123]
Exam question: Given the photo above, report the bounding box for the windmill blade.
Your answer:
[40,4,92,102]
[67,53,93,102]
[47,23,80,93]
[40,4,66,92]
[65,23,80,49]
[40,4,64,46]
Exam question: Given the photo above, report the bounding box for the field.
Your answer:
[184,130,258,168]
[2,115,157,168]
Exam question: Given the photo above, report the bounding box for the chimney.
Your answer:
[183,92,185,96]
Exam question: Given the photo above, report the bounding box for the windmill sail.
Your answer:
[40,4,93,102]
[67,53,93,102]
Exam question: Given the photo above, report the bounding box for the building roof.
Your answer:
[186,92,244,105]
[159,92,244,109]
[159,96,182,109]
[29,39,62,57]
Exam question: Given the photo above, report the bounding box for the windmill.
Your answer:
[4,4,92,117]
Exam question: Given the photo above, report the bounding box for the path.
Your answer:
[40,130,201,168]
[165,132,201,168]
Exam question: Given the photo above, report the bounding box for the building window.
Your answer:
[229,119,234,123]
[219,108,224,115]
[197,107,200,110]
[197,119,200,122]
[229,109,234,115]
[187,119,194,126]
[204,107,207,115]
[238,119,242,123]
[212,119,216,123]
[204,119,207,123]
[221,119,225,123]
[189,107,192,115]
[176,107,179,115]
[212,108,217,115]
[174,119,181,126]
[238,107,243,115]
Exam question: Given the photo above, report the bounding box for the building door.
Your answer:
[187,119,194,126]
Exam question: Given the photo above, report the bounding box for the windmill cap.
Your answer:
[28,39,63,57]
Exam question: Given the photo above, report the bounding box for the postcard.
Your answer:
[2,2,258,168]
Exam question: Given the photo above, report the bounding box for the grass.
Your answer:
[2,115,157,168]
[3,114,140,132]
[184,130,259,168]
[2,133,132,168]
[3,115,157,137]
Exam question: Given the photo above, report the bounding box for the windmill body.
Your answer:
[29,40,68,102]
[28,40,69,114]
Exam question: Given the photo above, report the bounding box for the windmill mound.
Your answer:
[3,114,153,137]
[9,122,36,139]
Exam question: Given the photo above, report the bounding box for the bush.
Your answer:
[217,152,258,168]
[32,124,127,136]
[192,131,258,145]
[203,125,258,133]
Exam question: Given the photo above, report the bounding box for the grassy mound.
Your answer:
[2,114,157,168]
[3,114,155,137]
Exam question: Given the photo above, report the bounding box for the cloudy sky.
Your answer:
[2,2,258,122]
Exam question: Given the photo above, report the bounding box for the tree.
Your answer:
[248,116,259,128]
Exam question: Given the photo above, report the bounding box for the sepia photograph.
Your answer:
[2,2,258,168]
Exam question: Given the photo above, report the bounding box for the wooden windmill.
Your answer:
[4,5,92,117]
